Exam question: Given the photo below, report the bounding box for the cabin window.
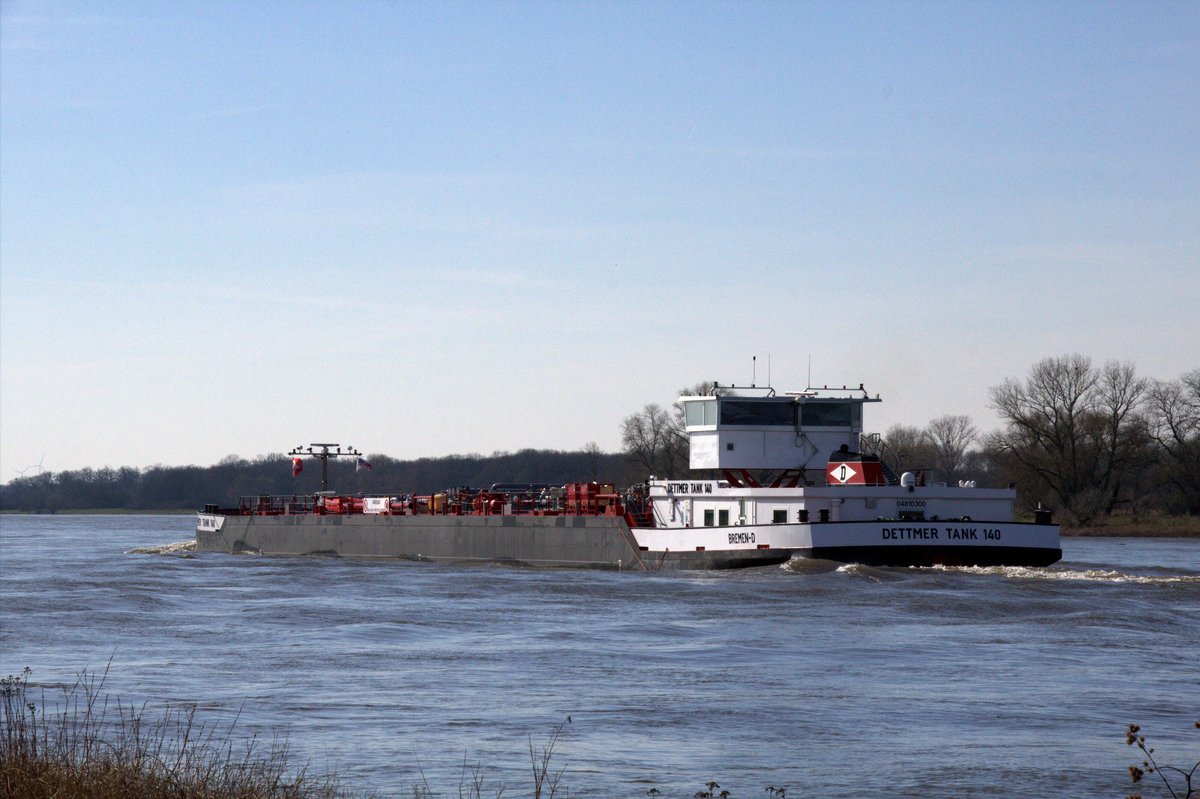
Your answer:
[719,399,796,427]
[718,509,730,525]
[704,509,714,526]
[800,401,860,428]
[685,400,718,427]
[772,509,787,524]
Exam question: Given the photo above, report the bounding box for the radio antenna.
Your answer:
[752,355,757,387]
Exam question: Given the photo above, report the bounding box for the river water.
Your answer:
[1,514,1197,798]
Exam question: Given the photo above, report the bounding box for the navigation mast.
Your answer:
[288,443,362,493]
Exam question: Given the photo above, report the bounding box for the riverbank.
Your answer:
[1061,514,1200,537]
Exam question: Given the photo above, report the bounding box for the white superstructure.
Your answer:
[679,387,873,476]
[648,480,1015,529]
[636,385,1061,567]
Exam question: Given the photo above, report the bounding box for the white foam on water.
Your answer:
[780,557,897,581]
[778,556,843,575]
[835,562,877,578]
[127,540,197,556]
[832,562,911,582]
[780,556,1199,584]
[924,564,1200,584]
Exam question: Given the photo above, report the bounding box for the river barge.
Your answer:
[196,386,1061,570]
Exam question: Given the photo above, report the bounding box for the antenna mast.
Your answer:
[288,443,363,493]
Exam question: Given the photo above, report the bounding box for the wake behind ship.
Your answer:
[196,384,1062,570]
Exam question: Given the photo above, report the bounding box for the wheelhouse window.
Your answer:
[704,509,714,526]
[799,401,861,428]
[718,399,796,427]
[772,509,787,524]
[718,509,730,525]
[684,399,718,427]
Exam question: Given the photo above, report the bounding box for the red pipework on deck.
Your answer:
[565,482,622,515]
[233,482,642,519]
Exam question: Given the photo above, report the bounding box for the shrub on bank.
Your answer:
[1126,721,1200,799]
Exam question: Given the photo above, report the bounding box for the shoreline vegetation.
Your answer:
[3,357,1198,528]
[1060,514,1200,538]
[3,668,1197,799]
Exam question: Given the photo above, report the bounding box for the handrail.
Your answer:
[859,433,903,485]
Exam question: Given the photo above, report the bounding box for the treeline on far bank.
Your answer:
[0,449,633,513]
[4,355,1198,523]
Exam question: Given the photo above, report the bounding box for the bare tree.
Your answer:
[987,354,1151,524]
[923,415,978,485]
[621,403,686,477]
[1091,360,1153,512]
[621,383,727,479]
[882,424,933,469]
[581,441,603,482]
[1146,370,1200,514]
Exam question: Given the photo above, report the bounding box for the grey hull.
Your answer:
[196,514,792,571]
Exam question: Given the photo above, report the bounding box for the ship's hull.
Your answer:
[196,514,1061,570]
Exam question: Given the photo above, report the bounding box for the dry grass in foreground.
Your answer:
[0,666,352,799]
[1,666,575,799]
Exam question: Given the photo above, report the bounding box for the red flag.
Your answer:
[292,457,303,477]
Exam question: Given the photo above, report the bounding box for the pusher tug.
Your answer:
[196,385,1061,570]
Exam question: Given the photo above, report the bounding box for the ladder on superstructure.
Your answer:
[859,433,903,485]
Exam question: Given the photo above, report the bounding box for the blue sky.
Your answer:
[2,1,1197,478]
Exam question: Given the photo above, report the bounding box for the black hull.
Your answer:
[808,544,1063,568]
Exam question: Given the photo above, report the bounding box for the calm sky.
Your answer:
[2,1,1197,479]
